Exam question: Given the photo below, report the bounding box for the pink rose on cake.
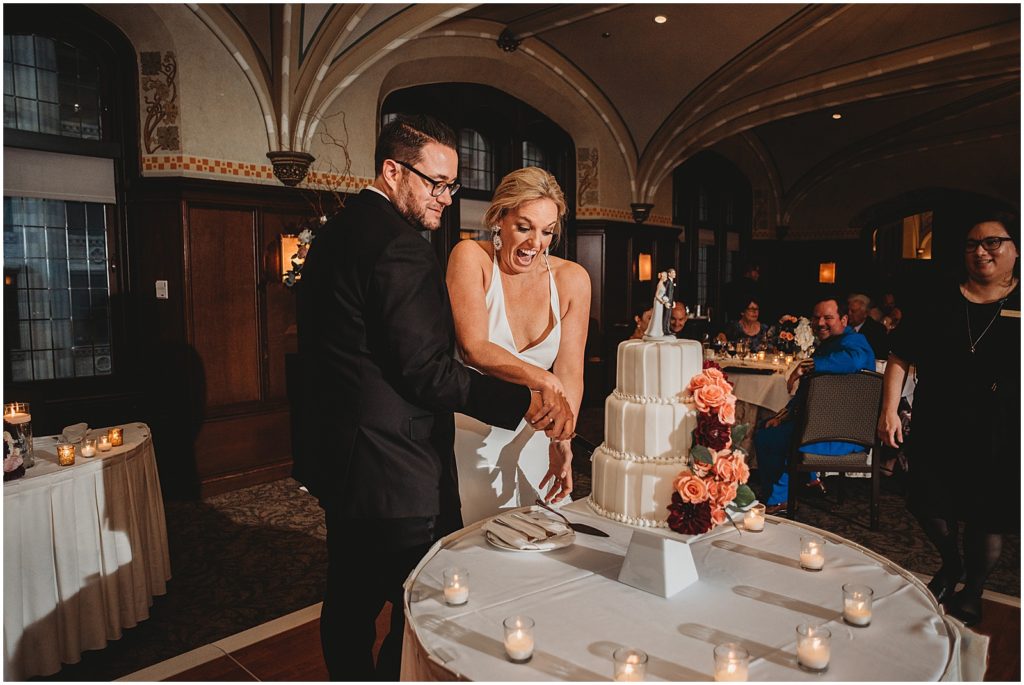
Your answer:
[717,398,736,425]
[674,473,709,504]
[693,384,729,412]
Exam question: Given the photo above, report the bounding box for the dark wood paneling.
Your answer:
[188,206,262,408]
[194,408,291,489]
[262,210,305,403]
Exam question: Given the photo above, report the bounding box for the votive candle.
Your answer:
[503,616,535,663]
[796,624,830,673]
[842,583,874,627]
[57,442,75,466]
[108,427,124,447]
[799,535,825,571]
[743,504,766,532]
[442,567,469,606]
[98,435,112,452]
[612,647,648,682]
[81,438,97,458]
[713,643,749,681]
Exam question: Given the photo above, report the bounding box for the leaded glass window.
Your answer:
[459,129,493,191]
[522,141,548,170]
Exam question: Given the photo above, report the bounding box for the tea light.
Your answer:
[612,647,648,682]
[796,624,830,673]
[57,442,75,466]
[713,643,749,681]
[757,350,766,361]
[108,427,124,447]
[842,583,874,627]
[784,355,793,365]
[3,404,31,425]
[98,435,112,452]
[442,567,469,606]
[743,504,766,532]
[503,616,535,663]
[799,535,825,571]
[81,438,97,458]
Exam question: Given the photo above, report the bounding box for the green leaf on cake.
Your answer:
[730,422,750,447]
[690,444,714,465]
[733,484,756,508]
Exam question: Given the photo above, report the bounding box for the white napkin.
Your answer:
[61,423,89,444]
[482,512,569,551]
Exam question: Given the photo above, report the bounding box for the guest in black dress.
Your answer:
[878,211,1020,626]
[716,297,770,352]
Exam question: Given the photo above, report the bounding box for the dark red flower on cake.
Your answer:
[695,413,732,451]
[667,492,713,535]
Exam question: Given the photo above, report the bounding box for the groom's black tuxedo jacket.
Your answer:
[293,189,530,521]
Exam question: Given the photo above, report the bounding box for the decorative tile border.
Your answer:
[577,206,680,228]
[141,155,373,191]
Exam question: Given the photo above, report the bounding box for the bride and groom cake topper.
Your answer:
[644,267,677,340]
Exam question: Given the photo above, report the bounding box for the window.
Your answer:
[4,197,112,380]
[522,140,548,170]
[4,34,102,139]
[381,112,397,127]
[459,129,493,191]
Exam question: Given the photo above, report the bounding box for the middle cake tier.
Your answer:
[603,394,698,460]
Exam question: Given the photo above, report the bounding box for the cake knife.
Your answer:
[534,499,609,537]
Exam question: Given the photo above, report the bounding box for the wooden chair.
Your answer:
[785,370,884,530]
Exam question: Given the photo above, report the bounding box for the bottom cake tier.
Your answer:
[587,444,690,527]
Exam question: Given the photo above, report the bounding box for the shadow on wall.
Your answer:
[146,342,206,499]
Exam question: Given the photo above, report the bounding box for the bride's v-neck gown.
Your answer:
[454,256,561,524]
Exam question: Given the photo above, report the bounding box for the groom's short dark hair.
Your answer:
[375,114,457,175]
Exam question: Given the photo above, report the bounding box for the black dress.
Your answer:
[889,281,1020,532]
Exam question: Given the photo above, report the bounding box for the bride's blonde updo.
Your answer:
[484,167,567,247]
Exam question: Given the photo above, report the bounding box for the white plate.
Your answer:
[484,528,575,552]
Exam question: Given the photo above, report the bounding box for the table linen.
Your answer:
[3,423,170,680]
[402,499,985,681]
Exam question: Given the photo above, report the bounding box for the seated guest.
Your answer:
[847,292,889,360]
[629,307,653,340]
[753,296,875,515]
[716,297,770,351]
[670,302,709,341]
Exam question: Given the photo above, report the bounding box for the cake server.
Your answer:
[534,499,609,537]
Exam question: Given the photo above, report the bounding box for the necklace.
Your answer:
[965,295,1007,354]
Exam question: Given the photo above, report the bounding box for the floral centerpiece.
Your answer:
[773,315,814,355]
[666,361,755,535]
[3,431,24,481]
[283,227,316,287]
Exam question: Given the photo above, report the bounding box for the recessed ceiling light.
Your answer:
[601,31,611,38]
[654,15,667,24]
[832,113,842,120]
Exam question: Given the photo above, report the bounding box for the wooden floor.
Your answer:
[135,596,1019,682]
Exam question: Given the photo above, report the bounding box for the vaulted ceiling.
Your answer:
[196,3,1019,234]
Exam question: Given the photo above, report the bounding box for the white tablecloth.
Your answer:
[402,499,986,681]
[724,368,793,413]
[3,423,171,680]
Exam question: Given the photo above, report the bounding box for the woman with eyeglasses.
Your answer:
[446,167,591,524]
[716,297,770,352]
[878,211,1020,626]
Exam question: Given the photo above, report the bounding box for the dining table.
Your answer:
[401,499,987,681]
[3,422,171,680]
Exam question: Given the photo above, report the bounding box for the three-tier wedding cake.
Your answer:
[588,338,704,527]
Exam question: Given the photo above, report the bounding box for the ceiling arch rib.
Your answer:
[186,3,279,150]
[782,81,1020,224]
[297,4,474,151]
[638,21,1020,203]
[739,132,784,228]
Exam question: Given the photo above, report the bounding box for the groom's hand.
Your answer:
[527,389,575,440]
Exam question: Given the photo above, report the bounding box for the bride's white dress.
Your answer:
[454,255,561,524]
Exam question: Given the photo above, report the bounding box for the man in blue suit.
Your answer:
[756,296,875,514]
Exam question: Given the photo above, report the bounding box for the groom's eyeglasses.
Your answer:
[395,160,461,198]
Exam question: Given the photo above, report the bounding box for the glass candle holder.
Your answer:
[842,583,874,627]
[796,624,830,673]
[80,438,97,458]
[98,435,112,452]
[442,567,469,606]
[57,442,76,466]
[503,615,535,663]
[612,647,648,682]
[799,535,825,571]
[108,427,124,447]
[743,504,766,532]
[3,401,35,468]
[713,642,749,682]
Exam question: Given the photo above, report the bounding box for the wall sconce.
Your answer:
[280,234,300,282]
[638,253,652,281]
[818,262,836,284]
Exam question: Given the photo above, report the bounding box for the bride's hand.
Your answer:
[539,440,574,503]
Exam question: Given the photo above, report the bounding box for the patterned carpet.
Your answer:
[36,417,1020,680]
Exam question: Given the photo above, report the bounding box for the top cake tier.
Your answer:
[616,338,704,400]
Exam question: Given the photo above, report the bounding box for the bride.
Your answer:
[447,167,591,524]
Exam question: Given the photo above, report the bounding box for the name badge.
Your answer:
[999,309,1020,318]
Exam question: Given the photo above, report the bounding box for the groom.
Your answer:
[294,114,574,680]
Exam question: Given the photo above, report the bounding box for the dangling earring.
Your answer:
[491,227,503,251]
